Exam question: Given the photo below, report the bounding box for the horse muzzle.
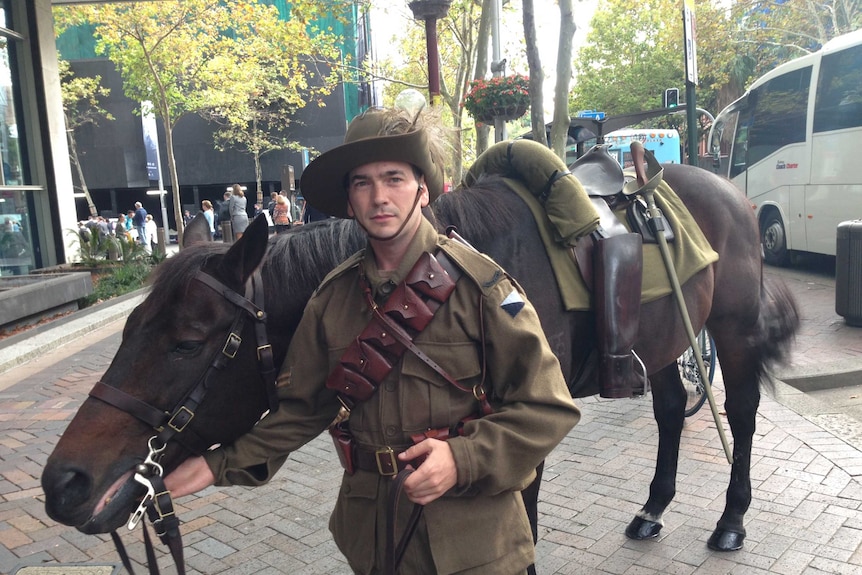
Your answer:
[42,463,145,534]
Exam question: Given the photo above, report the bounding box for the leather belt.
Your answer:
[354,446,412,476]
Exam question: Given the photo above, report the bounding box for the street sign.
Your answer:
[576,110,606,120]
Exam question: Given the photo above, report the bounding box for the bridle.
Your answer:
[88,268,280,575]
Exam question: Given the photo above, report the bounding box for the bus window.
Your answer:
[814,44,862,132]
[746,66,811,166]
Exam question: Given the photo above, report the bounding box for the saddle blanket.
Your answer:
[505,176,719,311]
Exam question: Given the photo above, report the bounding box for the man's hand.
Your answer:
[398,439,457,505]
[163,456,216,498]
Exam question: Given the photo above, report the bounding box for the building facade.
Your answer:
[0,0,369,275]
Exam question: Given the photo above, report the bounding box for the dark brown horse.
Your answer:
[41,163,798,556]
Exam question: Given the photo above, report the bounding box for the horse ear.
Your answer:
[183,213,213,247]
[218,214,269,287]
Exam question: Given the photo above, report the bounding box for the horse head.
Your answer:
[42,214,275,534]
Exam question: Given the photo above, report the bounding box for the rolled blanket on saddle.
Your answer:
[465,140,719,311]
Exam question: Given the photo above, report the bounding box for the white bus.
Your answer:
[605,128,682,168]
[708,29,862,265]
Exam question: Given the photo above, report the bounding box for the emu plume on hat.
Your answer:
[299,109,444,219]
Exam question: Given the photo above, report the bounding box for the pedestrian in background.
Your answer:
[132,202,147,245]
[271,193,291,234]
[229,184,249,240]
[201,200,215,240]
[143,214,158,254]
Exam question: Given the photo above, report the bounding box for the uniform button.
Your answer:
[385,425,397,437]
[385,380,396,392]
[344,484,351,494]
[380,281,395,295]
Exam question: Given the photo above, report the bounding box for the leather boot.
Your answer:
[594,232,644,398]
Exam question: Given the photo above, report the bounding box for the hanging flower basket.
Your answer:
[462,74,530,124]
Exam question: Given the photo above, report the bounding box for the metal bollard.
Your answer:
[221,221,233,244]
[156,228,167,257]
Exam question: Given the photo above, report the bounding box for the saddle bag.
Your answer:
[626,197,675,244]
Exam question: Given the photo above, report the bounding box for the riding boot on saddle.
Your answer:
[570,145,646,398]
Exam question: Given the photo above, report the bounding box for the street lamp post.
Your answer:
[408,0,452,106]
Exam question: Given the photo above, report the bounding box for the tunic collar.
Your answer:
[361,217,440,301]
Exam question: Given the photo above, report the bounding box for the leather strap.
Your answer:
[385,469,423,575]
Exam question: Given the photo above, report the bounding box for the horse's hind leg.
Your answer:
[702,326,761,551]
[625,363,686,540]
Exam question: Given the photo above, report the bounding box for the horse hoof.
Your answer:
[707,529,745,551]
[625,516,662,540]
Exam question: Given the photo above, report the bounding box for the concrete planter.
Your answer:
[0,272,94,333]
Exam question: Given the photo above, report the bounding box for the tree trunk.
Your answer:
[550,0,576,161]
[163,111,184,247]
[473,0,493,156]
[255,151,263,212]
[522,0,547,147]
[66,129,98,217]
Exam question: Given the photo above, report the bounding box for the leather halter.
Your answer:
[87,268,279,575]
[90,269,279,452]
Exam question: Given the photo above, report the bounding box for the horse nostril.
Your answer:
[43,465,93,523]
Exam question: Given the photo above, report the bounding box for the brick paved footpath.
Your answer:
[1,318,862,574]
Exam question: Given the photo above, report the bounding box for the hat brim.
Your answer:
[299,129,443,219]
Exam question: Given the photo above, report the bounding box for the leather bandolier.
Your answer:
[325,248,493,477]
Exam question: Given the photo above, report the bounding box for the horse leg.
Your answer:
[521,460,543,575]
[703,330,760,551]
[625,363,686,539]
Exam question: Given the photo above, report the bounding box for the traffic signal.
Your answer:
[664,88,680,108]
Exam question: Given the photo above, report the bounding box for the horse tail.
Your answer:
[750,276,800,381]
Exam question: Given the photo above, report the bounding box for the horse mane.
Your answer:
[137,219,366,325]
[265,219,365,299]
[432,174,523,242]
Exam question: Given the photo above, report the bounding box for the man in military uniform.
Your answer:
[166,107,580,574]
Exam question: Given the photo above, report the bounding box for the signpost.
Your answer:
[682,0,699,166]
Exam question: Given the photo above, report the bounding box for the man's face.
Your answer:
[346,161,428,241]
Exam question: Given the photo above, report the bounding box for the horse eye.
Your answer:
[174,341,202,355]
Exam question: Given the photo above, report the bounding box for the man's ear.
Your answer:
[418,177,430,207]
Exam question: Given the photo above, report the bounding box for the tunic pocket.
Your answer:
[399,341,482,434]
[329,472,379,573]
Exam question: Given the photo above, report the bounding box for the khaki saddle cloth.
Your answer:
[465,139,718,311]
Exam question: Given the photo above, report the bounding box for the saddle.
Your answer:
[569,144,675,244]
[567,144,674,288]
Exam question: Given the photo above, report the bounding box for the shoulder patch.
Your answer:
[500,289,525,317]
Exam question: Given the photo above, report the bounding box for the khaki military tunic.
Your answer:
[204,218,580,574]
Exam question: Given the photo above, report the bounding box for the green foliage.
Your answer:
[66,227,150,266]
[66,227,157,307]
[81,260,153,308]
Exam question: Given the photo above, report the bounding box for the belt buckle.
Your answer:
[375,447,398,476]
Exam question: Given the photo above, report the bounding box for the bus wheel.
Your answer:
[761,214,789,266]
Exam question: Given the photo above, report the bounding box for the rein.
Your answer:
[88,268,278,575]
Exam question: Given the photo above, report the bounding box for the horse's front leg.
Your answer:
[626,363,686,540]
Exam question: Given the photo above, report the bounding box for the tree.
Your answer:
[199,2,344,207]
[730,0,861,76]
[56,0,347,246]
[378,1,487,181]
[548,0,575,160]
[522,0,547,147]
[569,0,736,154]
[59,59,114,219]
